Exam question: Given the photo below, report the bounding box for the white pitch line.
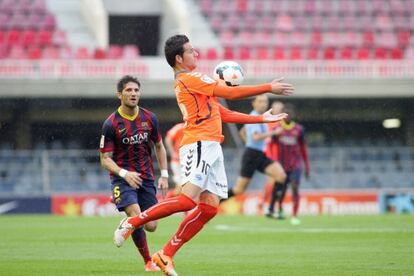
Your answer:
[214,224,414,233]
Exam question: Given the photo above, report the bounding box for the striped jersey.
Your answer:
[99,106,161,181]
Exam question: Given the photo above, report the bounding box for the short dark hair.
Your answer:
[164,34,189,68]
[117,75,140,92]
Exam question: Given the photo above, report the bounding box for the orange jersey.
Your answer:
[166,122,185,161]
[175,72,223,146]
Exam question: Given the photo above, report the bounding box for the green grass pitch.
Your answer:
[1,214,413,275]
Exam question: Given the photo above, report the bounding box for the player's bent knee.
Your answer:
[178,193,197,211]
[198,203,218,222]
[144,221,157,232]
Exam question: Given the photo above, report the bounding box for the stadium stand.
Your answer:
[1,0,413,60]
[0,147,413,194]
[195,0,414,60]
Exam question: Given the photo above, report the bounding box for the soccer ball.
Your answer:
[213,61,244,86]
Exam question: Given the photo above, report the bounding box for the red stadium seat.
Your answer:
[43,14,56,31]
[93,48,106,59]
[205,48,218,60]
[362,31,374,46]
[38,30,52,46]
[356,47,370,59]
[107,45,123,59]
[5,30,21,45]
[323,47,336,59]
[397,31,410,47]
[223,47,234,59]
[309,31,322,47]
[236,0,247,13]
[374,47,387,59]
[8,45,26,59]
[306,47,319,59]
[27,46,42,59]
[255,47,269,60]
[53,30,67,47]
[219,31,235,47]
[238,31,254,47]
[21,30,37,46]
[238,47,251,60]
[75,47,89,59]
[289,47,302,59]
[390,47,403,59]
[0,44,8,58]
[42,46,60,59]
[272,47,285,60]
[339,47,353,59]
[122,44,140,59]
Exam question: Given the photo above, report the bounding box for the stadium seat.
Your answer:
[223,47,234,59]
[93,48,106,59]
[374,47,387,59]
[42,46,60,59]
[122,44,140,59]
[53,30,67,47]
[397,31,410,47]
[390,47,403,59]
[272,47,285,60]
[306,47,319,59]
[42,14,56,31]
[8,45,26,59]
[289,47,302,60]
[238,47,251,60]
[5,30,21,45]
[205,48,218,60]
[0,44,8,58]
[107,45,123,59]
[21,30,37,46]
[27,46,42,59]
[38,30,52,46]
[255,47,269,60]
[339,47,353,59]
[323,47,336,59]
[75,47,89,59]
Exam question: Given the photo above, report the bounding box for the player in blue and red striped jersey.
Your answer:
[99,75,169,272]
[267,103,310,225]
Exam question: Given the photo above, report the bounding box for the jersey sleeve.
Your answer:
[100,119,115,153]
[149,112,162,143]
[180,73,217,96]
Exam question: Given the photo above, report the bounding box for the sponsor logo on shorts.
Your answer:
[215,182,226,189]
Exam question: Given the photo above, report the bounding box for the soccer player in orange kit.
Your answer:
[113,34,294,275]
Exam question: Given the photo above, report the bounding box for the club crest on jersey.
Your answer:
[122,132,149,145]
[141,121,149,129]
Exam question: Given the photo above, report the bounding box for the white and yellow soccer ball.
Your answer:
[213,60,244,86]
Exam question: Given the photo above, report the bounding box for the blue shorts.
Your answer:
[111,178,158,212]
[284,169,302,186]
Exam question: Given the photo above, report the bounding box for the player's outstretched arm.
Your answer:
[213,78,294,100]
[219,104,288,124]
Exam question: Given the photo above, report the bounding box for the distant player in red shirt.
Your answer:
[266,104,310,225]
[113,34,294,275]
[164,122,185,196]
[99,75,169,272]
[262,101,284,209]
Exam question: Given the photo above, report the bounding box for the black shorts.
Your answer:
[111,178,158,212]
[240,147,274,178]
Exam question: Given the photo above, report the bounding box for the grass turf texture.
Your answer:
[0,215,413,275]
